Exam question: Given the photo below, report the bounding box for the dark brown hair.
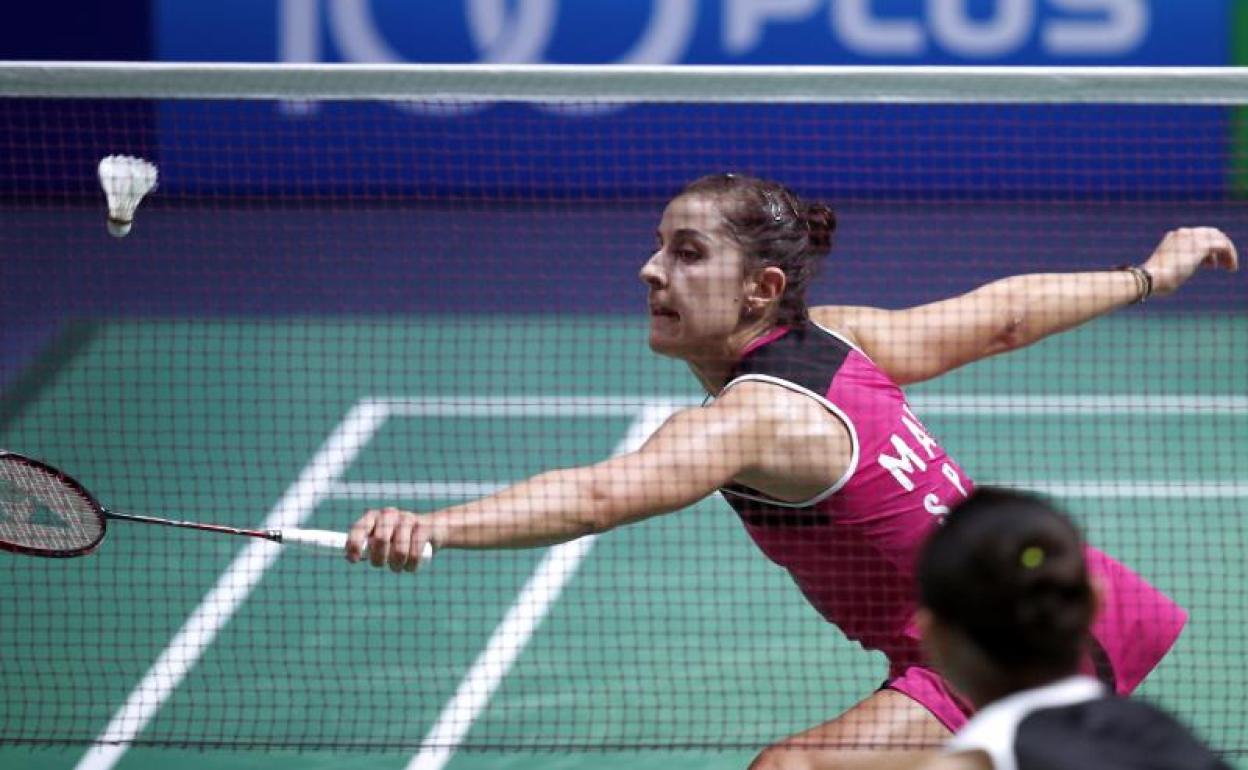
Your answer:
[680,173,836,326]
[918,488,1095,677]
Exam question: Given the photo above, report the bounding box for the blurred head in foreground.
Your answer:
[917,487,1095,708]
[916,489,1232,770]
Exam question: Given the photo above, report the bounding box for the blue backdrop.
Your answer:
[1,1,1237,200]
[149,1,1232,198]
[1,1,1242,385]
[157,1,1227,66]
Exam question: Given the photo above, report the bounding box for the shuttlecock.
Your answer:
[98,154,158,237]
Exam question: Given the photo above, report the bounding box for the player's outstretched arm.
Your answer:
[813,227,1237,386]
[345,388,805,572]
[914,750,993,770]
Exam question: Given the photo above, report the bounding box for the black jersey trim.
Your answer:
[1014,697,1232,770]
[811,319,869,358]
[731,325,852,394]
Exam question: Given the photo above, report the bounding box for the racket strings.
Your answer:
[0,458,103,552]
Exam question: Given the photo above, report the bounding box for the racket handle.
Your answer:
[278,528,434,564]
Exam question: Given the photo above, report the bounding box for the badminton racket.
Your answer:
[0,450,432,563]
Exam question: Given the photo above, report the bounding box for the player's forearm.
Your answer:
[422,408,744,550]
[977,269,1143,351]
[426,466,628,549]
[815,267,1146,385]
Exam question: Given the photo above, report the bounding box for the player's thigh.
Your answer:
[748,688,951,770]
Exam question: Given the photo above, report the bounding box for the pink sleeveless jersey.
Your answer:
[717,324,1185,719]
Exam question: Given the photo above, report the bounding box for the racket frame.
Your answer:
[0,451,109,558]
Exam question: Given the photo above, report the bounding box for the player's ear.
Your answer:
[747,266,786,311]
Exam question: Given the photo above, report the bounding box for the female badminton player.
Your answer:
[915,487,1229,770]
[347,173,1238,770]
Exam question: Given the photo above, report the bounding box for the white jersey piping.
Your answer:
[716,373,860,508]
[943,675,1105,770]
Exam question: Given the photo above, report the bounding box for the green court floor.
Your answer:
[1,315,1244,770]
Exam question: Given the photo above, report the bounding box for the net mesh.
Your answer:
[0,70,1245,762]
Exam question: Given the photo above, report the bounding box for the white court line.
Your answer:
[405,403,677,770]
[368,393,1248,416]
[329,480,1248,502]
[910,394,1248,415]
[74,400,391,770]
[329,481,506,499]
[373,395,681,418]
[998,481,1248,498]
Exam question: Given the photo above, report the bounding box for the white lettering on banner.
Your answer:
[278,0,320,115]
[280,0,319,63]
[1044,0,1147,55]
[280,0,696,116]
[930,0,1033,58]
[280,1,694,66]
[328,0,557,116]
[726,0,821,55]
[464,0,559,63]
[879,434,928,492]
[277,0,1153,116]
[833,0,926,56]
[799,0,1147,58]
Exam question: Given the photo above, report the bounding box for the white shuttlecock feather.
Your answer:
[98,155,158,237]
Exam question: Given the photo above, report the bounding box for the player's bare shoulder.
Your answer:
[808,304,852,333]
[712,378,854,493]
[808,305,878,349]
[712,377,832,425]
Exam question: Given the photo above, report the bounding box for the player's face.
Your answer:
[640,194,751,360]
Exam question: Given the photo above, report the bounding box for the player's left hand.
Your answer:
[1142,227,1238,297]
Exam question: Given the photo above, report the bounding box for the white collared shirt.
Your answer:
[943,675,1105,770]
